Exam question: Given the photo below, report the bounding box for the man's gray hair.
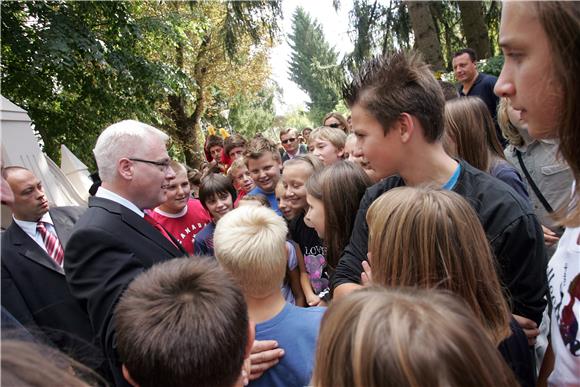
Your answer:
[93,120,169,182]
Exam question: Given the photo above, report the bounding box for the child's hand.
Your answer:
[513,314,540,346]
[361,259,372,286]
[306,294,322,306]
[541,225,560,246]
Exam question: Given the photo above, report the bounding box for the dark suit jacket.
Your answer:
[64,196,187,385]
[1,206,103,368]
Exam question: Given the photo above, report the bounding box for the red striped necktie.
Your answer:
[36,221,64,266]
[143,213,179,249]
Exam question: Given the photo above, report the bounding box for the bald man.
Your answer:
[0,166,104,372]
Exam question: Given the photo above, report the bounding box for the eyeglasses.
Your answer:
[281,138,297,144]
[328,123,343,129]
[129,158,171,170]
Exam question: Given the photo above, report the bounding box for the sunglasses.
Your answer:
[282,137,297,144]
[328,123,343,129]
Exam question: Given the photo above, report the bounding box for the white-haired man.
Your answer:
[64,120,186,385]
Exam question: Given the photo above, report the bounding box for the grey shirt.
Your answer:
[504,136,573,255]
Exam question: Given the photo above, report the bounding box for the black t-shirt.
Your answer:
[289,213,329,294]
[333,159,548,325]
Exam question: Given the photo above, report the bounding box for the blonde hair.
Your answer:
[1,340,102,387]
[227,157,246,178]
[308,126,347,151]
[214,205,288,296]
[283,154,324,173]
[312,287,518,387]
[366,186,511,345]
[244,137,281,164]
[497,98,525,147]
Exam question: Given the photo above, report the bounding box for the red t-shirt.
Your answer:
[150,198,211,255]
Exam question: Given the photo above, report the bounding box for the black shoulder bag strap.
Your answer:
[516,149,554,213]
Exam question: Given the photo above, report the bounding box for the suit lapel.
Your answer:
[122,209,186,256]
[8,224,65,275]
[90,197,185,257]
[50,209,75,247]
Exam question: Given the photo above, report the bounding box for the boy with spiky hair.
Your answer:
[334,51,547,329]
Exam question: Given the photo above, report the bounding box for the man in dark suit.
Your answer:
[280,128,308,162]
[1,166,103,369]
[64,120,186,385]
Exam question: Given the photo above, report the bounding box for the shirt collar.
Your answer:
[153,203,188,218]
[95,186,144,217]
[13,211,54,236]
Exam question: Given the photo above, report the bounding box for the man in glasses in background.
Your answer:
[280,128,308,162]
[64,119,187,386]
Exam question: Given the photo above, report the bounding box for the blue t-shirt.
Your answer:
[248,186,281,216]
[250,303,325,387]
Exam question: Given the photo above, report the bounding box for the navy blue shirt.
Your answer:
[458,72,505,147]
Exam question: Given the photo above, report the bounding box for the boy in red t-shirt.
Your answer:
[149,161,211,254]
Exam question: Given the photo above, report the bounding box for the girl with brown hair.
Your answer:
[305,161,372,273]
[443,96,529,200]
[312,287,519,387]
[366,186,534,385]
[494,3,580,384]
[282,155,327,306]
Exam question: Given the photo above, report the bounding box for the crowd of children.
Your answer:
[2,3,579,387]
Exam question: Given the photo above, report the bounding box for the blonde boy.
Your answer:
[308,126,347,166]
[214,206,325,387]
[244,137,282,215]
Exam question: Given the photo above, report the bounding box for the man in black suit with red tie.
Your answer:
[1,166,103,371]
[64,120,187,385]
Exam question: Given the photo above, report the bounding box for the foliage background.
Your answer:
[2,1,503,169]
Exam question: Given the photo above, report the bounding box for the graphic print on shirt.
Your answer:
[560,272,580,356]
[304,245,328,294]
[550,263,580,357]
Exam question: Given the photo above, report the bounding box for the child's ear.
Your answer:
[398,113,415,144]
[122,364,140,387]
[337,146,345,159]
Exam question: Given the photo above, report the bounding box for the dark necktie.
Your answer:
[143,213,178,249]
[36,221,64,266]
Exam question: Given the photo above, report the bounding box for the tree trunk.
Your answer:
[458,1,491,59]
[167,41,200,168]
[406,1,445,72]
[184,36,211,169]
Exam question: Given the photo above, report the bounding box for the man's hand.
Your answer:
[513,314,540,346]
[249,340,285,380]
[542,225,560,246]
